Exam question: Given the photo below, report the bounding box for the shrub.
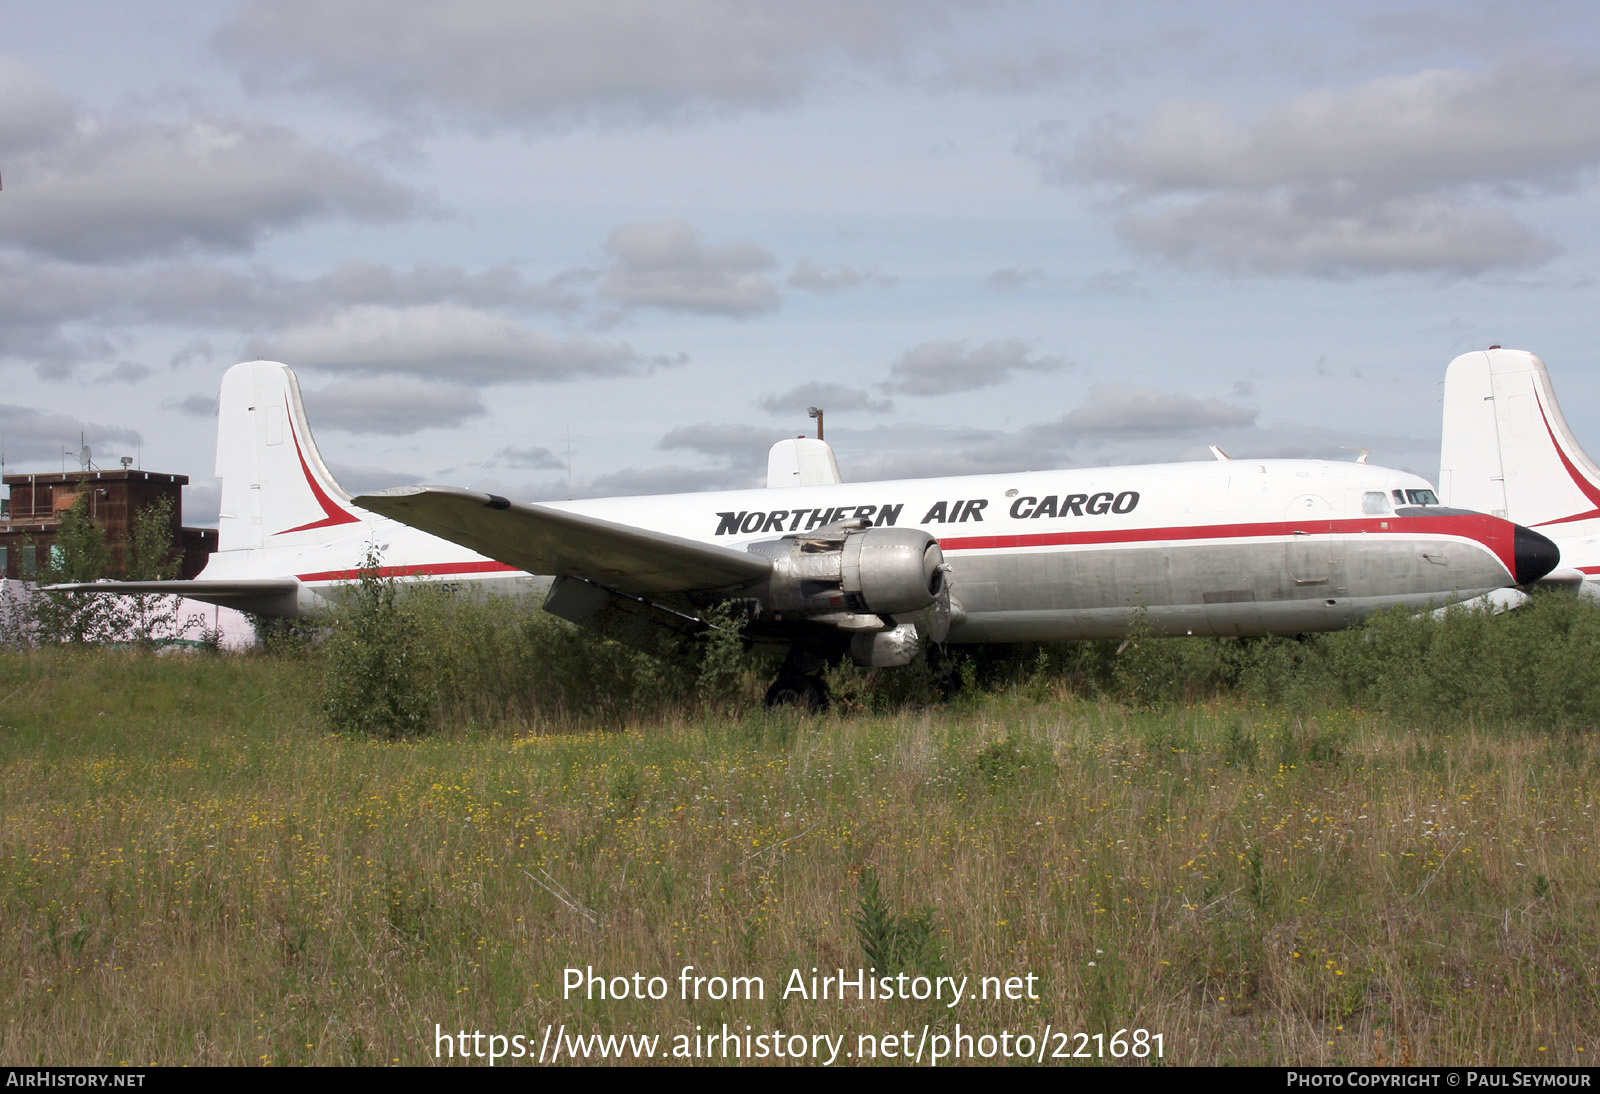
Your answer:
[321,547,436,738]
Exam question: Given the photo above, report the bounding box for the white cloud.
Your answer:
[598,220,781,317]
[252,304,685,383]
[884,339,1063,396]
[1031,62,1600,276]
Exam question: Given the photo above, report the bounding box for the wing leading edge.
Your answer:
[354,485,772,597]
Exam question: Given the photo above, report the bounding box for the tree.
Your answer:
[28,488,123,644]
[8,488,190,646]
[321,545,436,738]
[122,494,185,644]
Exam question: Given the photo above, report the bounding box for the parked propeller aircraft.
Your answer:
[1440,347,1600,598]
[56,360,1559,707]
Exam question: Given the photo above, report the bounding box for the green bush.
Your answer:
[321,548,436,738]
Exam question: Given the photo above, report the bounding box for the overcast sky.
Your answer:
[4,0,1600,525]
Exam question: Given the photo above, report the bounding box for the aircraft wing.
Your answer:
[355,485,772,597]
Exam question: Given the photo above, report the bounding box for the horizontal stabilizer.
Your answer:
[45,578,302,616]
[354,485,772,597]
[1428,587,1530,619]
[1532,566,1587,591]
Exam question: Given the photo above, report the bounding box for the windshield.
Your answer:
[1392,488,1439,506]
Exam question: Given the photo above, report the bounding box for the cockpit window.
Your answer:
[1392,489,1405,505]
[1404,489,1439,506]
[1362,491,1390,515]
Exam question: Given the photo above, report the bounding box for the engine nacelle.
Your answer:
[745,521,947,620]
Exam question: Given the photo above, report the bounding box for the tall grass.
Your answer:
[3,596,1599,1065]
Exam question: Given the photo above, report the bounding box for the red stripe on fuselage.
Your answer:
[939,513,1518,578]
[275,396,363,535]
[298,560,523,583]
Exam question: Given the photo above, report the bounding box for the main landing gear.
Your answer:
[763,645,830,712]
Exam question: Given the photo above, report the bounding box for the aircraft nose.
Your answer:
[1514,524,1561,584]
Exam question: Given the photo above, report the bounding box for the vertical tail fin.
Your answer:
[216,361,366,553]
[1440,348,1600,529]
[766,437,843,487]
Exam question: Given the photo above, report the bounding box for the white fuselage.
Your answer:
[203,455,1523,639]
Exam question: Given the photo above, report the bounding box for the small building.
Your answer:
[0,469,216,581]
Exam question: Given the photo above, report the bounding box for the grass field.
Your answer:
[2,623,1597,1066]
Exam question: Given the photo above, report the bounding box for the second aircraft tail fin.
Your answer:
[1440,348,1600,529]
[215,360,367,554]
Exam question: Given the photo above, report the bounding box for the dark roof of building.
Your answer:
[3,469,190,487]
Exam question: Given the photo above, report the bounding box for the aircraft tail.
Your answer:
[1440,348,1600,530]
[215,360,368,553]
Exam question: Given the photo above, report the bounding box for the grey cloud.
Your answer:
[599,220,781,317]
[884,339,1063,396]
[170,339,217,370]
[820,422,1042,481]
[182,482,221,527]
[0,88,423,262]
[0,254,592,378]
[327,462,427,494]
[788,258,895,294]
[251,305,686,383]
[304,377,487,434]
[308,261,583,314]
[1115,192,1556,277]
[579,464,757,498]
[100,362,153,384]
[758,382,893,416]
[496,446,564,470]
[0,58,76,154]
[1045,385,1256,438]
[216,0,964,130]
[1081,269,1140,295]
[1069,64,1600,194]
[983,267,1045,292]
[769,397,1418,485]
[166,394,218,419]
[659,422,777,466]
[0,403,140,463]
[1031,62,1600,276]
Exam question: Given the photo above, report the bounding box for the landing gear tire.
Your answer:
[764,673,829,712]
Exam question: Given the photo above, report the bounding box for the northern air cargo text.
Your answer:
[713,491,1141,536]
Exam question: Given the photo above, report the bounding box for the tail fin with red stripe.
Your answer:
[1440,348,1600,531]
[215,360,367,553]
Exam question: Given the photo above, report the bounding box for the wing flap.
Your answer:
[355,485,771,597]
